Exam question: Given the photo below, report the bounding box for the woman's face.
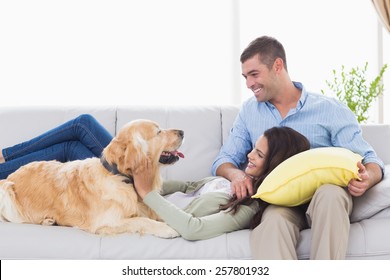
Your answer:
[245,135,268,178]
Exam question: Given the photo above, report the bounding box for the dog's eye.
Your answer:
[157,129,162,135]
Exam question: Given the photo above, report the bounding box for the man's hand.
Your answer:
[348,161,382,197]
[230,172,254,199]
[216,163,253,199]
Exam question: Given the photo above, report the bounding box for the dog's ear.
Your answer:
[102,138,125,167]
[123,132,157,176]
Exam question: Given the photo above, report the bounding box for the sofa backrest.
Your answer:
[0,106,387,182]
[361,124,390,165]
[0,106,117,148]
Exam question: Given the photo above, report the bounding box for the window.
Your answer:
[383,26,390,123]
[0,0,238,106]
[1,0,389,124]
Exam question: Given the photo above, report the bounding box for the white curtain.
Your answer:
[372,0,390,32]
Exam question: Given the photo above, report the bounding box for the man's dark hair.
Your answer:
[240,36,288,71]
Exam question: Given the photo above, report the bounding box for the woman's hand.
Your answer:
[132,161,155,199]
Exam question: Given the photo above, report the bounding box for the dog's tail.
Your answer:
[0,180,24,223]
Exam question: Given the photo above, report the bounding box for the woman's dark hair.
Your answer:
[220,126,310,228]
[240,36,288,72]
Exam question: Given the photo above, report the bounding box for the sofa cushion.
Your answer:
[0,223,101,259]
[252,147,362,206]
[0,106,117,147]
[361,124,390,165]
[351,165,390,222]
[220,105,240,144]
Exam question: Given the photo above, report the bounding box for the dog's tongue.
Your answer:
[174,151,185,158]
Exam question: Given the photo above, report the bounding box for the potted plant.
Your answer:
[321,62,387,123]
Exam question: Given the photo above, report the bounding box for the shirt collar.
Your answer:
[265,81,307,111]
[293,81,307,110]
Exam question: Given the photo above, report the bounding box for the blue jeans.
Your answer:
[1,114,113,179]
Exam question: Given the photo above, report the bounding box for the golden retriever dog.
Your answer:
[0,119,184,238]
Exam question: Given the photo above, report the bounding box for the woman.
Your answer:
[0,114,112,179]
[133,126,310,240]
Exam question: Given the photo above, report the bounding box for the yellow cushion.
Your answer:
[251,147,362,206]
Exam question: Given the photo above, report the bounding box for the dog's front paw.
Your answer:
[154,224,180,239]
[41,217,56,226]
[95,226,115,236]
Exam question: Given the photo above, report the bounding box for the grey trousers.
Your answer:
[250,184,353,259]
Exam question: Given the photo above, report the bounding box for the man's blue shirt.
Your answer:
[212,82,384,175]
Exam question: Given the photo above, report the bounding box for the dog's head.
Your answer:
[102,119,184,187]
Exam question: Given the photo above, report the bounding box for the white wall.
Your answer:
[0,0,238,106]
[0,0,389,123]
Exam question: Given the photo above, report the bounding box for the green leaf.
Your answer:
[321,63,387,123]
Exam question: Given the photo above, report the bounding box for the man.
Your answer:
[211,36,383,259]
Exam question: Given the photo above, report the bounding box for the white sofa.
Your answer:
[1,105,390,259]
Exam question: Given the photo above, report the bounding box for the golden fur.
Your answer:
[0,119,184,238]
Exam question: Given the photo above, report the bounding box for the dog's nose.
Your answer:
[178,130,184,138]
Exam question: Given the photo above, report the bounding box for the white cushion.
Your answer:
[0,106,117,147]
